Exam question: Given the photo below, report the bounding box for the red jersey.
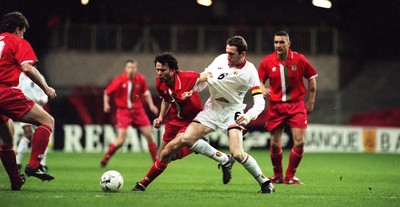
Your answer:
[156,70,203,125]
[258,49,318,102]
[0,32,38,86]
[105,72,149,109]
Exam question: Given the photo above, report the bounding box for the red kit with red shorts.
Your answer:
[0,32,37,122]
[105,72,151,129]
[156,70,203,141]
[258,49,318,131]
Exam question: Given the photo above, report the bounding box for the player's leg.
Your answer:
[138,125,158,162]
[133,136,184,191]
[283,127,305,184]
[228,127,274,193]
[182,122,230,164]
[40,147,49,172]
[101,128,127,167]
[269,127,284,183]
[18,104,55,181]
[16,125,33,171]
[0,118,26,190]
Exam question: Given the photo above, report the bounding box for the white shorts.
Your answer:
[194,98,246,134]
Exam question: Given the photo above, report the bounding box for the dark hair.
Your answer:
[226,36,248,54]
[125,60,138,65]
[275,31,290,41]
[154,52,179,71]
[0,11,29,33]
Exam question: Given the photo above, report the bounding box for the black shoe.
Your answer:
[218,155,235,184]
[17,164,22,173]
[260,180,275,194]
[132,182,146,191]
[25,165,55,181]
[39,165,49,173]
[11,174,26,191]
[100,161,107,168]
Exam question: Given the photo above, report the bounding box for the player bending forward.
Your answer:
[16,72,51,173]
[0,12,56,190]
[132,52,209,191]
[165,36,274,193]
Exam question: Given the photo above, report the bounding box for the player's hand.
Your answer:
[306,101,314,114]
[236,114,251,126]
[104,104,111,113]
[153,117,163,128]
[181,89,194,99]
[261,87,271,99]
[45,87,57,99]
[150,105,159,115]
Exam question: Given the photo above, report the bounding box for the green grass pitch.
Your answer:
[1,151,399,207]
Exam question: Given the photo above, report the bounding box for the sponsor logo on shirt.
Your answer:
[272,67,276,72]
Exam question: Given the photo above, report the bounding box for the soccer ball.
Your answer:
[100,170,124,192]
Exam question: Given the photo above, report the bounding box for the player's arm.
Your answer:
[153,98,170,128]
[143,90,159,115]
[103,91,111,113]
[21,63,56,99]
[259,79,270,98]
[306,78,317,114]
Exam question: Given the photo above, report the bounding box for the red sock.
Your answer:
[29,124,52,168]
[172,146,193,161]
[1,145,22,185]
[286,147,304,178]
[270,147,283,178]
[148,142,158,163]
[102,143,119,163]
[139,159,168,187]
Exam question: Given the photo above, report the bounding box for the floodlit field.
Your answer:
[1,151,399,207]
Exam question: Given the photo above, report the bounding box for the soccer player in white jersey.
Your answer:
[16,72,50,173]
[171,36,274,193]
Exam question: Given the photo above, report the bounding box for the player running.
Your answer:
[0,11,56,187]
[132,52,209,191]
[166,36,275,193]
[16,72,51,173]
[258,31,318,184]
[100,60,159,168]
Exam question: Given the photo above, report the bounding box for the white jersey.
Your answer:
[18,72,48,105]
[204,54,264,121]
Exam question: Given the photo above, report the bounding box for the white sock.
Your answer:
[190,139,229,164]
[241,153,268,184]
[40,148,49,166]
[16,137,30,165]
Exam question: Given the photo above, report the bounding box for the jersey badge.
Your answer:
[291,64,297,71]
[272,67,276,72]
[234,71,239,76]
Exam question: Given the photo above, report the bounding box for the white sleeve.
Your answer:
[244,68,265,120]
[244,94,265,120]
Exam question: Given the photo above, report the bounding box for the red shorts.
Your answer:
[116,108,151,129]
[162,119,192,142]
[0,87,35,123]
[265,100,307,131]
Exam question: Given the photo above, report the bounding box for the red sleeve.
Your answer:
[105,76,121,95]
[181,71,199,91]
[300,55,317,79]
[258,57,269,83]
[15,39,38,65]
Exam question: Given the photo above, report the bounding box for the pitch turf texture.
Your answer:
[1,151,399,207]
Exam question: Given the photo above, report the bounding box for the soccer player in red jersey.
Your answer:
[0,11,57,188]
[132,52,209,191]
[258,31,318,184]
[101,60,159,167]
